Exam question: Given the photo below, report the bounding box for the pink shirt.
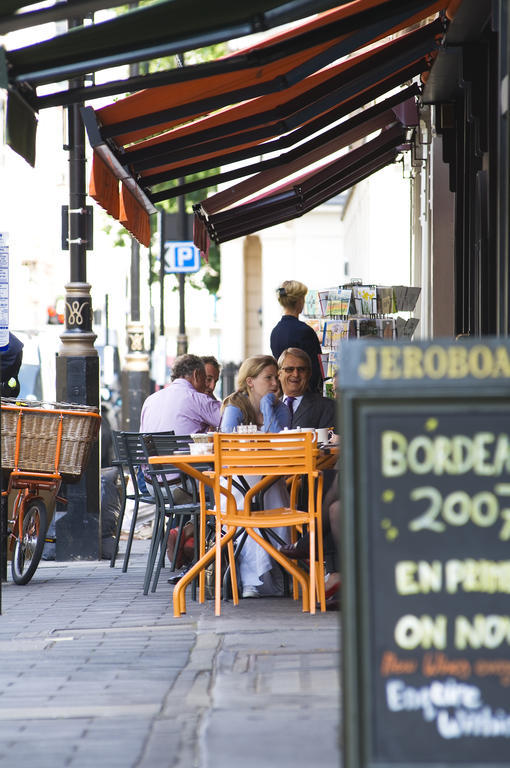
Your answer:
[140,377,221,435]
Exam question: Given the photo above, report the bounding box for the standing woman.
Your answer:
[220,355,291,597]
[270,280,323,393]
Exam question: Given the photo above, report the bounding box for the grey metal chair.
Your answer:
[140,433,203,596]
[110,430,173,572]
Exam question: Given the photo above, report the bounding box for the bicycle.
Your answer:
[4,468,61,584]
[1,399,101,584]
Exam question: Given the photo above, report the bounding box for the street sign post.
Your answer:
[164,241,201,273]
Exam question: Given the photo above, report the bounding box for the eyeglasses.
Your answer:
[281,366,309,374]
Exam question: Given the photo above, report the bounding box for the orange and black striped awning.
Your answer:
[80,0,454,246]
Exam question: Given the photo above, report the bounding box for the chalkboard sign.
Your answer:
[339,338,510,768]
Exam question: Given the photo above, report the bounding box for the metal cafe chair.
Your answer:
[110,430,174,572]
[173,431,325,617]
[110,430,155,570]
[140,433,203,596]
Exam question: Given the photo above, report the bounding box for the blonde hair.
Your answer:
[276,280,308,310]
[222,355,278,424]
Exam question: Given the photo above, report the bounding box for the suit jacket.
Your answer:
[286,392,336,430]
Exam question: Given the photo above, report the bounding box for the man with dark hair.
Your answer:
[140,355,221,574]
[200,356,221,399]
[141,353,221,435]
[278,347,335,429]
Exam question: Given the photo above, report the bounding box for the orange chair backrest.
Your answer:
[212,431,316,478]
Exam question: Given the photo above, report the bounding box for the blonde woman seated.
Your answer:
[220,355,291,598]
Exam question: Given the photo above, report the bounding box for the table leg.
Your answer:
[172,525,237,617]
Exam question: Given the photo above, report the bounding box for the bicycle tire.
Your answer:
[11,498,48,585]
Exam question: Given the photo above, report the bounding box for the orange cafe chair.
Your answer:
[173,430,325,617]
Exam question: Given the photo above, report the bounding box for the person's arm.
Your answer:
[198,393,222,429]
[220,405,243,432]
[318,396,337,429]
[260,392,291,432]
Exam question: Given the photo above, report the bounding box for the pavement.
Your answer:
[0,539,341,768]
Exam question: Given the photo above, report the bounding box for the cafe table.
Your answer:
[149,440,339,618]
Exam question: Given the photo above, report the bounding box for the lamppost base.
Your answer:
[55,353,100,560]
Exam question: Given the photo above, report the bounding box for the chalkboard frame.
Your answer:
[340,384,510,768]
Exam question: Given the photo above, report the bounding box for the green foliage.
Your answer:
[103,220,131,248]
[189,242,221,295]
[153,166,222,215]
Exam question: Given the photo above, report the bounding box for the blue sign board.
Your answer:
[164,241,201,273]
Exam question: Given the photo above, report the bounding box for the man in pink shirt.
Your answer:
[140,354,221,571]
[141,354,221,435]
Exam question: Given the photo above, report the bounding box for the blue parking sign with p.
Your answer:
[164,241,201,273]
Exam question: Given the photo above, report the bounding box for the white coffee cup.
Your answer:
[316,428,330,444]
[189,442,213,455]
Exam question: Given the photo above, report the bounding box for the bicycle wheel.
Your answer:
[11,498,48,585]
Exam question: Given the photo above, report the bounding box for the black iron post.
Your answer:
[120,8,150,430]
[175,51,188,358]
[55,15,100,560]
[131,239,140,321]
[159,209,165,337]
[177,188,188,356]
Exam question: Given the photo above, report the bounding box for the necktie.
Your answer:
[286,396,296,415]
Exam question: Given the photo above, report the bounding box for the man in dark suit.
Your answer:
[277,347,336,430]
[277,347,340,608]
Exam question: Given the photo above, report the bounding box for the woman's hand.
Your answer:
[260,391,277,429]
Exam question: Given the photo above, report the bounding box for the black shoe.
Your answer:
[280,537,310,560]
[167,566,189,584]
[325,595,340,612]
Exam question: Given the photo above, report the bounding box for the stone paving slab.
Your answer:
[0,540,341,767]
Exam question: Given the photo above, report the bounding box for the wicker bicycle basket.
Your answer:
[1,399,101,477]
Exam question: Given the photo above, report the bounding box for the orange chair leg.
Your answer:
[290,526,299,601]
[173,543,219,617]
[214,525,237,616]
[315,476,326,612]
[309,524,316,615]
[198,484,207,604]
[214,520,222,617]
[227,537,238,605]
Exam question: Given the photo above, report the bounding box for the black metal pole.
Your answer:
[175,51,188,357]
[68,89,87,284]
[130,239,140,322]
[105,294,109,346]
[120,18,150,431]
[129,43,141,327]
[56,14,100,560]
[159,209,165,337]
[177,189,188,355]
